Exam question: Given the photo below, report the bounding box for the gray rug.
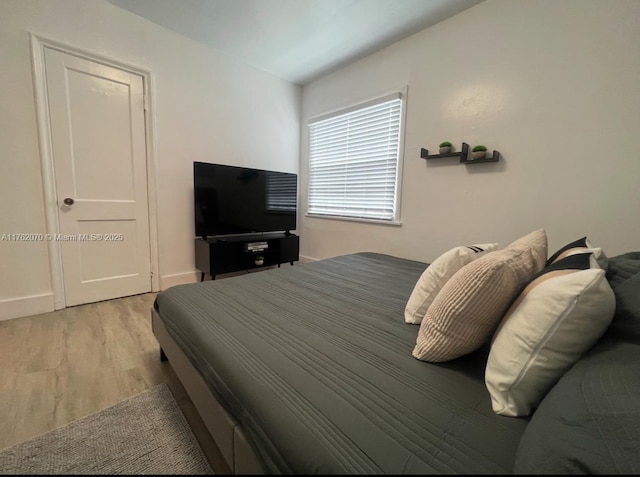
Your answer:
[0,384,213,475]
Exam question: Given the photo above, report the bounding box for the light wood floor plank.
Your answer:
[0,293,229,474]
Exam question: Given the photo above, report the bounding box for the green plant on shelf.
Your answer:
[471,144,488,160]
[439,141,453,153]
[254,255,265,266]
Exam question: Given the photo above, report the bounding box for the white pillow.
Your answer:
[404,243,498,324]
[485,252,616,417]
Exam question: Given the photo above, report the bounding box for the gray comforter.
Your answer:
[154,252,528,474]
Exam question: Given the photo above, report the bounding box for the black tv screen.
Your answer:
[194,162,297,237]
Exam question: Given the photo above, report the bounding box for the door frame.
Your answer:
[30,33,160,310]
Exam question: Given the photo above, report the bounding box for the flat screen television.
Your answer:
[194,162,297,238]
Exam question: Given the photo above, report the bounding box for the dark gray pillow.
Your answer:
[514,252,640,474]
[605,252,640,345]
[606,251,640,291]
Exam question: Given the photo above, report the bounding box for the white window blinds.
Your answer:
[266,171,297,212]
[307,93,403,222]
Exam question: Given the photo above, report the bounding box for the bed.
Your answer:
[152,252,529,474]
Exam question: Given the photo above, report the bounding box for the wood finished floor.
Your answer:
[0,293,230,474]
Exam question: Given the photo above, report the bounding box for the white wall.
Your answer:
[299,0,640,263]
[0,0,301,319]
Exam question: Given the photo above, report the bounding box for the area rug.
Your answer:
[0,383,213,475]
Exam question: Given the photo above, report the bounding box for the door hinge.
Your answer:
[143,94,148,111]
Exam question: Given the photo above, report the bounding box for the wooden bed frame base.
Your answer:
[151,308,264,474]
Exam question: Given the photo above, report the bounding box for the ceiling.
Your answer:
[107,0,485,85]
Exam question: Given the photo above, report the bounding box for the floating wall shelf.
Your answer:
[421,142,500,164]
[461,150,500,164]
[421,142,469,160]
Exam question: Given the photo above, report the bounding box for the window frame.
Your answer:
[305,87,407,226]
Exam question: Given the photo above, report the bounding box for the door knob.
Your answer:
[63,198,75,206]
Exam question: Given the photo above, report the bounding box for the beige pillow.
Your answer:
[486,252,615,417]
[404,243,499,324]
[506,228,548,271]
[412,229,547,363]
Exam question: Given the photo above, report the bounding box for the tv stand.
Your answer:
[195,232,299,281]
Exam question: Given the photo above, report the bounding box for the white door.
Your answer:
[44,47,151,306]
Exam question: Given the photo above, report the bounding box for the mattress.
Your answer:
[154,252,528,474]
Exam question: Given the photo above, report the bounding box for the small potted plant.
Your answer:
[439,141,453,154]
[254,255,265,266]
[471,145,487,160]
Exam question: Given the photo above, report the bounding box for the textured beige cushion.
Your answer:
[404,243,499,324]
[486,253,615,417]
[412,229,547,363]
[506,228,548,271]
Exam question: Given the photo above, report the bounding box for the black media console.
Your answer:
[195,232,299,281]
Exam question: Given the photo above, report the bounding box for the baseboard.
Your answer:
[160,271,199,290]
[299,255,319,263]
[0,293,55,322]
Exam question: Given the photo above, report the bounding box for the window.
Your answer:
[307,91,405,223]
[265,171,297,213]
